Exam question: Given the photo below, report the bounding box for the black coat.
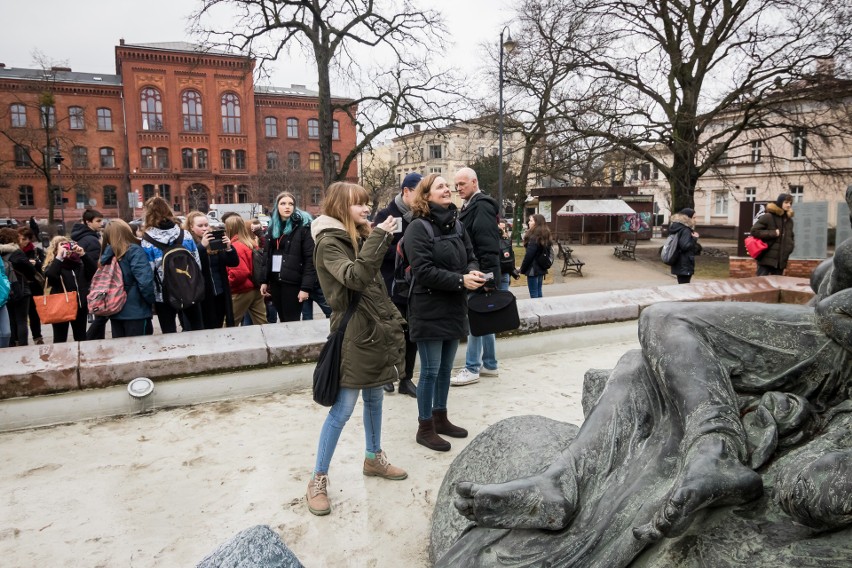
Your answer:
[404,204,478,342]
[264,214,316,291]
[668,213,699,277]
[520,240,549,277]
[374,196,411,304]
[44,254,97,298]
[70,223,102,270]
[458,192,501,284]
[0,244,37,297]
[750,204,795,270]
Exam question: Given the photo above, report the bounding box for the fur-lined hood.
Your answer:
[767,203,794,218]
[669,213,696,229]
[0,242,20,255]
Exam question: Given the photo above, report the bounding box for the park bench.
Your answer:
[557,241,585,276]
[613,234,637,260]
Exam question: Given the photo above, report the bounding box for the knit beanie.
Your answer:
[679,208,696,218]
[775,193,792,207]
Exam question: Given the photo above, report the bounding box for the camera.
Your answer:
[209,229,226,251]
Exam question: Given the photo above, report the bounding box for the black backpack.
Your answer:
[143,234,205,310]
[393,219,464,300]
[1,253,22,302]
[249,248,267,289]
[536,243,554,270]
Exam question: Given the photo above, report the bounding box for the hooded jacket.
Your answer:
[750,203,795,270]
[667,213,699,277]
[140,225,202,303]
[0,243,36,298]
[70,222,102,269]
[311,215,406,389]
[458,191,501,284]
[100,244,155,320]
[263,211,316,291]
[404,203,478,342]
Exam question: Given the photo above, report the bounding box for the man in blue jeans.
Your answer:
[452,167,502,386]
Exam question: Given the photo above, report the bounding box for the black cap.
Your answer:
[775,193,792,207]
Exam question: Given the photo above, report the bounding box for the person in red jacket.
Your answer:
[225,216,267,325]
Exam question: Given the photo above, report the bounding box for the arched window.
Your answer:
[221,149,233,169]
[308,118,319,139]
[221,92,241,133]
[71,146,88,168]
[69,106,85,130]
[264,117,278,138]
[156,147,169,169]
[333,153,341,172]
[10,104,26,128]
[100,147,116,168]
[182,148,195,169]
[287,118,299,138]
[309,152,321,171]
[235,149,246,170]
[311,187,322,205]
[237,185,249,203]
[141,147,154,169]
[97,108,112,130]
[287,151,300,170]
[197,149,209,169]
[266,151,279,170]
[332,120,340,140]
[140,87,164,131]
[40,105,56,128]
[182,90,203,132]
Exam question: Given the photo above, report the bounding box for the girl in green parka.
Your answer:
[305,182,408,517]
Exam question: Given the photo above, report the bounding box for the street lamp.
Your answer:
[498,26,517,219]
[53,144,66,235]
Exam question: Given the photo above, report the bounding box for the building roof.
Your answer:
[255,84,321,98]
[557,199,637,216]
[120,41,238,58]
[0,67,121,86]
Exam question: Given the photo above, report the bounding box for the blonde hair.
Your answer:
[43,235,71,269]
[184,211,208,239]
[101,219,139,261]
[320,182,371,251]
[224,215,257,249]
[410,173,441,218]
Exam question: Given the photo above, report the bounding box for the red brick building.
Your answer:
[0,41,356,225]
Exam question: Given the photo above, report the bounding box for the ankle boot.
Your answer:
[416,418,451,452]
[432,409,468,438]
[397,378,417,398]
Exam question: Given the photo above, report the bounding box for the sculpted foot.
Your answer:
[454,467,577,530]
[633,435,763,542]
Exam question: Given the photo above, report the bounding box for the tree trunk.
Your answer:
[314,44,335,190]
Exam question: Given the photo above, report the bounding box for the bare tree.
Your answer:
[359,153,397,210]
[192,0,468,189]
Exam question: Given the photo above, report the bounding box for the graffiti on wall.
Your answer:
[621,213,651,233]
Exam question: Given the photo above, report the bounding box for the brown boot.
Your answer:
[363,451,408,480]
[416,418,451,452]
[306,473,331,516]
[432,409,468,438]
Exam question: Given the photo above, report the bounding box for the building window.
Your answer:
[221,92,241,134]
[292,189,302,206]
[140,87,164,131]
[288,151,300,170]
[97,108,112,131]
[789,185,804,203]
[490,147,498,156]
[14,145,31,167]
[311,186,322,205]
[309,152,321,171]
[713,191,729,216]
[40,105,56,128]
[429,167,442,174]
[235,149,246,170]
[71,146,88,168]
[99,147,116,168]
[237,185,249,203]
[76,190,88,208]
[429,144,443,159]
[159,184,172,203]
[308,119,319,139]
[181,90,203,132]
[745,187,756,202]
[221,149,233,170]
[197,149,208,169]
[478,146,485,158]
[18,185,34,207]
[265,117,278,138]
[640,163,651,180]
[332,120,340,140]
[141,147,154,169]
[156,147,169,169]
[103,185,117,207]
[652,164,660,180]
[10,104,26,128]
[751,140,762,162]
[287,118,299,138]
[223,185,235,204]
[143,184,156,201]
[69,106,85,130]
[182,148,195,169]
[333,153,341,172]
[266,151,279,170]
[792,129,807,158]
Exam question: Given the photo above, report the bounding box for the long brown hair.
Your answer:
[524,213,553,247]
[224,215,257,249]
[410,173,441,218]
[143,196,176,230]
[320,182,371,251]
[101,219,140,261]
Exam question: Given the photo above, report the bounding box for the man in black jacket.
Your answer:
[373,172,421,397]
[452,167,502,387]
[70,209,106,339]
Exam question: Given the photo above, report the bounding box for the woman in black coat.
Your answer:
[185,212,239,328]
[404,174,487,452]
[668,208,701,284]
[750,193,795,276]
[43,236,97,342]
[259,191,317,322]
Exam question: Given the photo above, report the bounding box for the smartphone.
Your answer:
[482,272,494,280]
[209,229,226,251]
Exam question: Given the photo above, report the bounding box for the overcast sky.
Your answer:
[4,0,514,93]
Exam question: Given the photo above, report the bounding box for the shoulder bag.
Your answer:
[467,289,520,337]
[34,278,79,324]
[312,291,363,407]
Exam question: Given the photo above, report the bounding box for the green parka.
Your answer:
[750,203,795,270]
[310,215,406,389]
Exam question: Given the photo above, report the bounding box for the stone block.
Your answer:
[197,525,304,568]
[263,319,330,365]
[534,293,640,329]
[0,343,79,400]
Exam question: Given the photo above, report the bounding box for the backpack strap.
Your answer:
[142,232,184,251]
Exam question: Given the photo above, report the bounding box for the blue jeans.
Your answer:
[0,305,10,348]
[499,273,510,291]
[302,286,333,320]
[313,386,384,474]
[416,339,459,420]
[527,275,544,298]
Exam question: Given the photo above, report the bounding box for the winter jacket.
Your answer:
[404,203,479,342]
[311,215,406,389]
[499,235,516,276]
[197,241,238,298]
[44,253,97,299]
[227,241,257,294]
[140,225,202,303]
[374,197,413,304]
[0,243,36,298]
[520,240,551,277]
[100,244,155,320]
[458,191,501,285]
[750,203,795,270]
[70,222,102,269]
[21,242,45,294]
[264,212,316,291]
[668,213,699,277]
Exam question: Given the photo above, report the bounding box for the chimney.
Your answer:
[0,63,5,69]
[120,38,125,46]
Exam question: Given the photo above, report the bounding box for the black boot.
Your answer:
[432,409,468,438]
[416,418,451,452]
[383,382,394,393]
[397,378,417,398]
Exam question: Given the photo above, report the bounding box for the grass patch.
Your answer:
[634,246,731,280]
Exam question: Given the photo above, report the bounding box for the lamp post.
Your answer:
[498,27,517,218]
[53,144,65,235]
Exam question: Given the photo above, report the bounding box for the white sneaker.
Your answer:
[451,368,480,386]
[479,367,499,377]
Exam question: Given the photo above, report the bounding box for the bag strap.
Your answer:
[338,291,362,332]
[143,233,183,252]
